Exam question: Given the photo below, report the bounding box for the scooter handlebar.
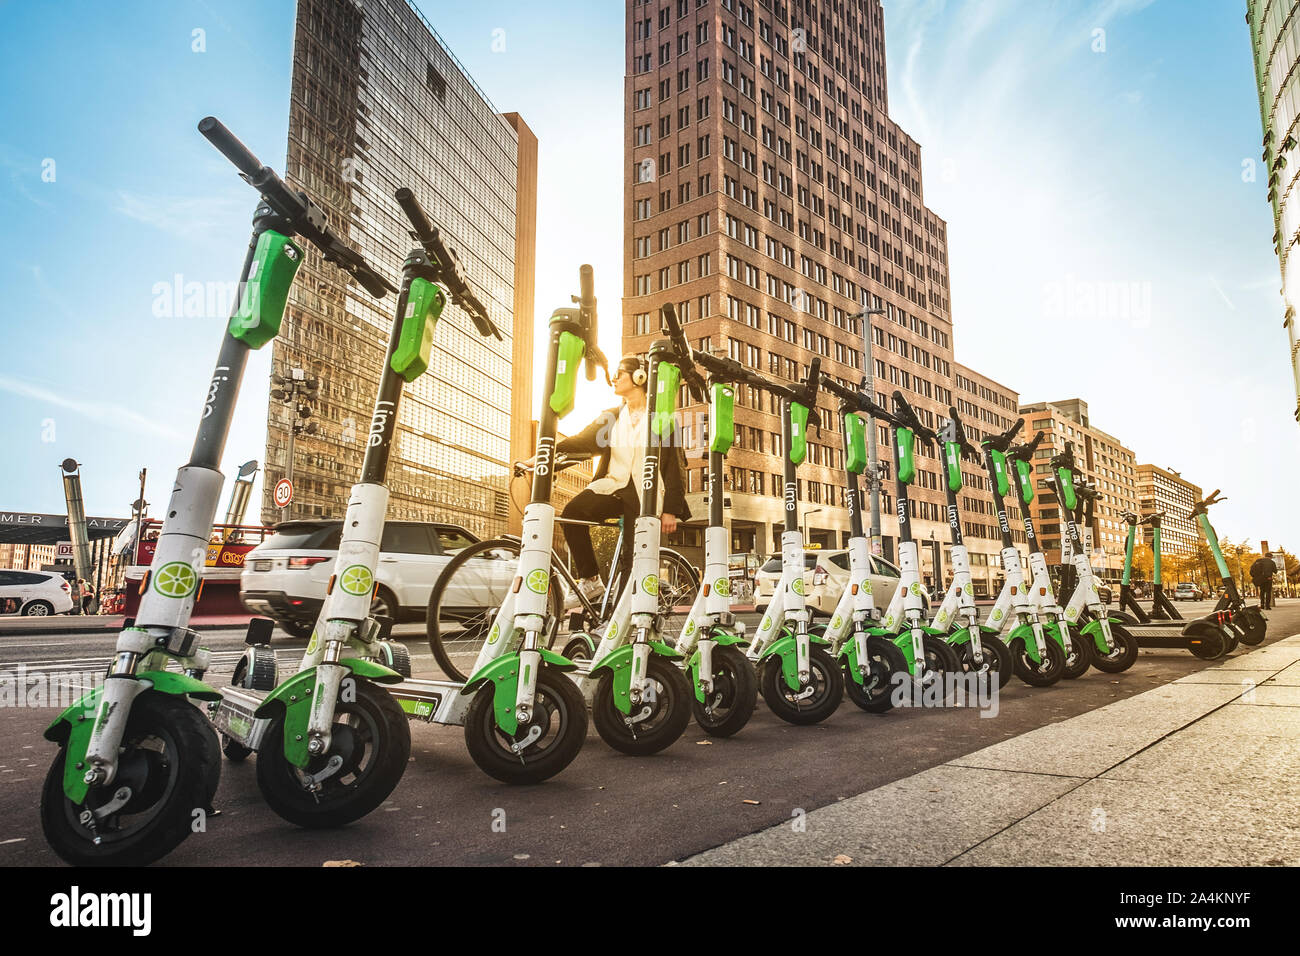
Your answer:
[890,390,936,443]
[198,116,262,178]
[1006,429,1045,462]
[819,373,892,421]
[945,405,978,458]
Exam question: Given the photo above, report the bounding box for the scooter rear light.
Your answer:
[288,556,329,569]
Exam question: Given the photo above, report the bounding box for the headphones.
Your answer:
[618,355,647,386]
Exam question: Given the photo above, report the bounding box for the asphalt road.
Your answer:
[2,599,1295,867]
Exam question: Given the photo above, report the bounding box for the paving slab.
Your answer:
[677,764,1085,866]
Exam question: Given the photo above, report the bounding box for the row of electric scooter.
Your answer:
[37,119,1267,868]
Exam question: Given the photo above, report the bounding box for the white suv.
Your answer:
[240,520,480,638]
[0,569,75,616]
[753,550,926,618]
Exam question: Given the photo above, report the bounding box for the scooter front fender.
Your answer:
[1080,617,1121,653]
[1007,623,1043,664]
[759,632,830,692]
[462,649,579,735]
[45,672,219,803]
[589,641,683,715]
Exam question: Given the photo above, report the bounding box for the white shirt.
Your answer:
[587,403,646,497]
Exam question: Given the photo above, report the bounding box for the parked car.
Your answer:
[1173,582,1204,601]
[753,550,928,618]
[0,569,74,616]
[240,519,480,638]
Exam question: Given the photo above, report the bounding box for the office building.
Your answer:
[265,0,537,539]
[1136,463,1203,556]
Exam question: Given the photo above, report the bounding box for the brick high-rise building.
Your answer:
[264,0,537,538]
[1017,398,1140,585]
[623,0,970,573]
[1136,463,1203,556]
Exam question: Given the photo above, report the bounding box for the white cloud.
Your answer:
[0,373,186,441]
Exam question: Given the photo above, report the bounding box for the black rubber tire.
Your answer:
[955,632,1013,690]
[375,641,412,678]
[843,635,909,713]
[593,653,693,754]
[561,633,596,662]
[427,538,562,683]
[1089,623,1139,673]
[1061,628,1093,680]
[1237,607,1267,646]
[23,600,54,616]
[255,678,410,828]
[1010,633,1066,687]
[1185,621,1226,660]
[691,643,758,737]
[759,644,844,725]
[920,635,961,702]
[41,693,221,866]
[463,666,588,783]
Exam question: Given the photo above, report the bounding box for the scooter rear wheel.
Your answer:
[760,645,844,724]
[1237,607,1267,646]
[41,693,221,867]
[1010,634,1066,686]
[1089,623,1139,673]
[464,666,588,782]
[692,644,758,737]
[1185,621,1226,660]
[593,653,692,754]
[256,678,410,828]
[843,636,909,712]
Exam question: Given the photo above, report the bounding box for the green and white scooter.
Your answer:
[745,357,847,723]
[1182,490,1268,650]
[661,304,759,736]
[374,269,600,782]
[925,407,1013,687]
[978,421,1066,686]
[1115,511,1182,624]
[1001,429,1092,681]
[212,187,502,823]
[40,117,394,864]
[868,392,961,695]
[1045,442,1138,674]
[808,374,910,712]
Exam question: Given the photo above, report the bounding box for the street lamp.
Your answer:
[271,367,321,519]
[803,507,823,545]
[850,300,888,557]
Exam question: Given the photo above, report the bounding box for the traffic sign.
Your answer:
[274,478,294,508]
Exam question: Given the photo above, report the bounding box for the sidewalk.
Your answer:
[678,633,1300,866]
[0,614,253,637]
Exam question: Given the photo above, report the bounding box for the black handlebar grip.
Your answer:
[198,117,263,178]
[395,187,436,240]
[579,265,595,316]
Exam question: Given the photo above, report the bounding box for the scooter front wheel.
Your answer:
[956,633,1013,690]
[256,679,410,828]
[593,654,693,754]
[1089,623,1139,673]
[760,645,844,725]
[844,636,909,713]
[1010,635,1066,687]
[1061,630,1093,680]
[464,666,587,782]
[692,644,758,737]
[1237,607,1267,646]
[40,693,221,867]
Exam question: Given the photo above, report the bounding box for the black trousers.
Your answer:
[1259,580,1274,610]
[562,485,639,580]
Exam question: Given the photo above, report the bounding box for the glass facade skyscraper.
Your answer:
[265,0,537,538]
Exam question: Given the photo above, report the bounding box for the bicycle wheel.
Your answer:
[427,538,562,682]
[656,548,700,644]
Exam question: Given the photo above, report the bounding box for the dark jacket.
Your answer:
[1250,556,1277,584]
[557,405,692,521]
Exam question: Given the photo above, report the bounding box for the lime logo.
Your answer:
[526,569,549,594]
[1020,583,1029,594]
[685,619,696,637]
[761,616,772,630]
[714,578,730,597]
[792,578,805,596]
[306,632,319,654]
[487,623,501,645]
[831,614,843,630]
[861,579,873,595]
[910,582,921,596]
[993,609,1004,621]
[153,562,198,598]
[642,574,659,596]
[608,621,619,640]
[339,565,373,596]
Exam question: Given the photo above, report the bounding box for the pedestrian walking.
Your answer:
[1250,553,1278,610]
[76,578,96,615]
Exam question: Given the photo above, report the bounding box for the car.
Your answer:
[240,519,480,638]
[753,549,928,618]
[1173,582,1204,601]
[0,569,75,616]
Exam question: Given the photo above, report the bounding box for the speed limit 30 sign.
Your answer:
[274,478,294,507]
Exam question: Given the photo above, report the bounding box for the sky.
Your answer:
[0,0,1292,551]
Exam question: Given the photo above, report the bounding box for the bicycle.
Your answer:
[426,455,699,683]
